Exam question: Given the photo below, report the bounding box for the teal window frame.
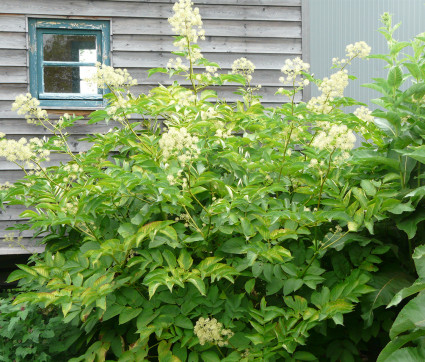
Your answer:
[28,18,110,108]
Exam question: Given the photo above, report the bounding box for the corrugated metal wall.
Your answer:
[308,0,425,105]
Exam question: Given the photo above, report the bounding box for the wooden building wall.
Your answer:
[0,0,304,253]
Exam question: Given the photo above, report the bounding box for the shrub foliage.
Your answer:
[1,3,425,361]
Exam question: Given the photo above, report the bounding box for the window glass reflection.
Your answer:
[43,34,97,62]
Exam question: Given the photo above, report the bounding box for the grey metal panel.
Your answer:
[308,0,425,106]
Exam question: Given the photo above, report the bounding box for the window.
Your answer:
[28,19,110,108]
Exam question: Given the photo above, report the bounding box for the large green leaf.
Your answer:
[413,245,425,279]
[119,307,142,325]
[378,330,425,362]
[362,271,413,326]
[388,66,403,88]
[397,210,425,239]
[383,346,425,362]
[388,279,425,308]
[390,293,425,339]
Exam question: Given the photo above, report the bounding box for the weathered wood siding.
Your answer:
[0,0,304,252]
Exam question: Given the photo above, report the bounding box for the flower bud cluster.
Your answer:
[195,66,220,83]
[311,122,356,151]
[159,127,200,166]
[215,128,232,139]
[0,181,11,190]
[107,95,132,122]
[279,57,310,87]
[307,70,349,114]
[65,199,79,215]
[85,63,137,89]
[11,93,48,125]
[167,57,189,72]
[3,232,24,248]
[0,136,50,168]
[354,106,374,123]
[200,107,219,121]
[172,89,197,107]
[194,317,234,346]
[63,163,83,183]
[231,57,255,82]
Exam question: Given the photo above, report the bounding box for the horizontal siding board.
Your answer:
[0,205,28,221]
[129,68,285,86]
[1,1,300,20]
[0,83,28,100]
[113,35,301,54]
[0,245,45,255]
[0,119,114,135]
[0,15,26,32]
[101,0,301,5]
[0,32,26,49]
[0,101,18,118]
[0,170,26,183]
[1,82,286,101]
[113,18,301,38]
[113,51,296,69]
[0,49,26,67]
[0,67,27,83]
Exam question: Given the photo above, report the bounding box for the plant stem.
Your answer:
[317,149,335,209]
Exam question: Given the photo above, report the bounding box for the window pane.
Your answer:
[44,66,98,94]
[43,34,97,62]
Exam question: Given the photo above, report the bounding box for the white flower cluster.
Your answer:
[279,57,310,87]
[311,122,356,151]
[200,107,219,121]
[167,57,189,72]
[319,70,349,99]
[215,128,232,139]
[307,70,349,114]
[107,94,132,122]
[11,93,48,125]
[85,63,137,89]
[332,41,371,67]
[195,66,220,83]
[169,0,205,43]
[63,163,83,183]
[159,127,200,166]
[194,317,234,346]
[65,199,79,215]
[172,89,197,107]
[168,0,205,63]
[231,57,255,82]
[346,41,371,59]
[354,106,374,123]
[0,137,50,168]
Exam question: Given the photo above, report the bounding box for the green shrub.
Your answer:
[1,3,424,361]
[0,290,81,361]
